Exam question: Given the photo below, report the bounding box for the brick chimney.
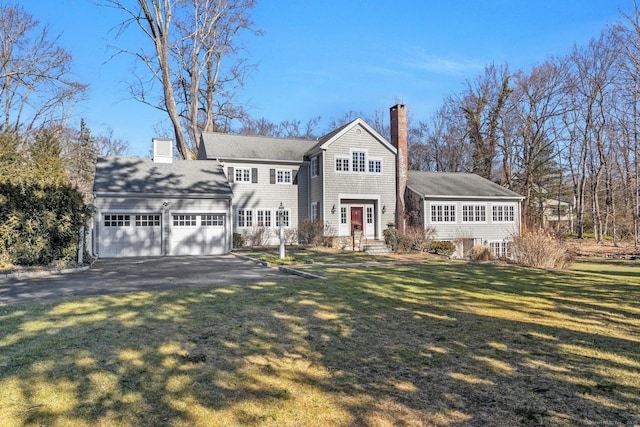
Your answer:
[390,104,408,234]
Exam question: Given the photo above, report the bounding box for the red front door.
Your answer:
[350,207,363,233]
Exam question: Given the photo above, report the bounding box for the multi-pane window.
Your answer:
[234,168,251,182]
[368,159,382,173]
[276,169,292,184]
[340,207,347,224]
[366,206,373,224]
[201,214,224,227]
[311,156,319,177]
[104,214,130,227]
[135,214,160,226]
[492,205,515,222]
[311,202,319,221]
[256,210,271,227]
[462,205,486,222]
[431,204,456,223]
[352,151,366,172]
[276,210,290,227]
[237,209,253,227]
[489,241,512,258]
[336,157,349,171]
[173,215,197,226]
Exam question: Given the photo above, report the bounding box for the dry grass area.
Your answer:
[0,256,639,426]
[566,238,640,258]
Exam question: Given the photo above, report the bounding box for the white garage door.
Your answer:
[99,214,162,257]
[170,213,226,255]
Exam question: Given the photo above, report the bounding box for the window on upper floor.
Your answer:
[352,151,366,172]
[492,205,515,223]
[335,157,349,172]
[462,205,486,222]
[276,169,292,184]
[311,156,319,177]
[368,159,382,173]
[431,204,456,223]
[234,168,251,182]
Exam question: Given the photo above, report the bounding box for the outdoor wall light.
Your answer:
[331,204,336,214]
[382,205,386,214]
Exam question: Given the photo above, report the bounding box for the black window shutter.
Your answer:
[252,168,258,183]
[270,169,276,184]
[228,167,234,183]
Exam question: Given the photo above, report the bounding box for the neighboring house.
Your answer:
[92,104,524,258]
[92,138,233,257]
[406,171,524,258]
[541,198,574,232]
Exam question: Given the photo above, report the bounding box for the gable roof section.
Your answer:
[93,157,232,197]
[408,171,523,200]
[306,118,397,155]
[199,132,317,163]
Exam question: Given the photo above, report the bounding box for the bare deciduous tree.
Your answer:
[106,0,260,159]
[0,4,86,138]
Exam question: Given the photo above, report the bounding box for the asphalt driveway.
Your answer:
[0,255,300,305]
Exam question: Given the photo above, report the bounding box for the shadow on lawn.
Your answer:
[0,261,639,426]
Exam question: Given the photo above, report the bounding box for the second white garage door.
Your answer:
[170,213,227,255]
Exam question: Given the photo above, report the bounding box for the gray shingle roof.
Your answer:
[93,157,232,196]
[199,132,317,162]
[408,171,523,199]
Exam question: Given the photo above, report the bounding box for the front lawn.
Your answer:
[0,258,638,426]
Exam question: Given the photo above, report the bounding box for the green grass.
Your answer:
[0,257,638,426]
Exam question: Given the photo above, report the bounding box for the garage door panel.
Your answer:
[170,213,226,255]
[99,213,161,258]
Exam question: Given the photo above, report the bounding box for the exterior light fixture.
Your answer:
[331,204,336,214]
[382,205,386,214]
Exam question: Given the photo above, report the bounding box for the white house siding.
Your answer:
[322,125,397,238]
[94,196,231,257]
[223,160,302,245]
[421,198,521,257]
[308,153,323,223]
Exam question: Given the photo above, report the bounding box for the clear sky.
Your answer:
[19,0,635,157]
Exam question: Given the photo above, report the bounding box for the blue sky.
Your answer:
[19,0,635,157]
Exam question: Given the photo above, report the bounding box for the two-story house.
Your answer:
[197,118,398,245]
[92,104,523,258]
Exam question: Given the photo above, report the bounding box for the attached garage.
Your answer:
[93,141,233,258]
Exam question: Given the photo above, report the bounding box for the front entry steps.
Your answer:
[364,240,392,255]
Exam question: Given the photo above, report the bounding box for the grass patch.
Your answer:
[0,259,638,426]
